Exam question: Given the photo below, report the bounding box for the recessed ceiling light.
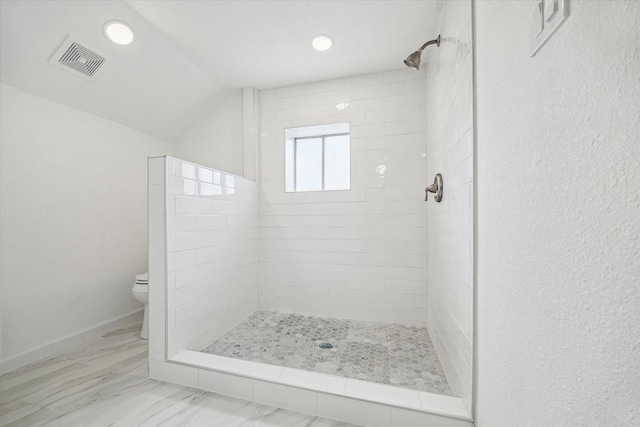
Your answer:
[336,102,348,110]
[311,34,333,51]
[103,20,135,45]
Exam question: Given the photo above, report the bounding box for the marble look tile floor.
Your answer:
[201,310,452,396]
[0,314,357,427]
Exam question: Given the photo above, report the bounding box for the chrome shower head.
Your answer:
[404,35,440,70]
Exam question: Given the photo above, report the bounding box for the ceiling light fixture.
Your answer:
[103,20,135,45]
[311,34,333,51]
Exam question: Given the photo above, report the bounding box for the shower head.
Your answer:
[404,35,441,70]
[404,51,422,70]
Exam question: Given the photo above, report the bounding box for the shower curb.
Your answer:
[149,350,473,427]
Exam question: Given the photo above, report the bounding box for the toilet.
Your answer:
[132,272,149,339]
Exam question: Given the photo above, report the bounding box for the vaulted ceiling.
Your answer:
[0,1,437,141]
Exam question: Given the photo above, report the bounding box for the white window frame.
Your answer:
[284,123,350,193]
[292,132,349,191]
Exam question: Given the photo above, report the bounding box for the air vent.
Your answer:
[49,35,108,81]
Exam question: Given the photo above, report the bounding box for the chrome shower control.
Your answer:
[425,173,443,202]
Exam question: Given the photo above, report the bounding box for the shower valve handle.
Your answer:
[425,173,443,202]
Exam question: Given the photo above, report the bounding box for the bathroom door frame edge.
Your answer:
[471,0,479,424]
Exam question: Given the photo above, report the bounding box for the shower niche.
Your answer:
[148,2,474,426]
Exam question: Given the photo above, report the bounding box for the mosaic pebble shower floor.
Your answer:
[201,310,453,396]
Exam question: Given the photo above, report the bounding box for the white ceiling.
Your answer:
[0,0,437,141]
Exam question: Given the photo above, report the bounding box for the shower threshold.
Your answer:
[157,311,472,426]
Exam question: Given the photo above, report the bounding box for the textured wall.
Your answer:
[0,83,171,365]
[425,0,474,412]
[476,2,640,426]
[258,70,430,325]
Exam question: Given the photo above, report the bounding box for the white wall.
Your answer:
[476,2,640,426]
[0,83,172,368]
[258,70,429,325]
[163,158,259,356]
[173,90,244,177]
[425,0,474,412]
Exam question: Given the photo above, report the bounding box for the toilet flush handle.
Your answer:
[425,173,443,202]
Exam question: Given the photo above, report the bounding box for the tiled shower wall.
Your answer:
[149,156,259,358]
[424,1,474,411]
[258,70,429,325]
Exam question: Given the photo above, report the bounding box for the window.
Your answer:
[285,123,350,192]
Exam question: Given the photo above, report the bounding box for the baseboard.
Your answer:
[0,308,144,375]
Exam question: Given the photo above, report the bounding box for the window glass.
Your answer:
[324,135,350,190]
[284,123,350,192]
[295,138,323,191]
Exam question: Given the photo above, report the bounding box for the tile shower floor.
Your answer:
[201,310,453,396]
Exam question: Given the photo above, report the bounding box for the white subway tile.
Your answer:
[327,87,365,103]
[345,72,384,88]
[149,360,198,388]
[167,158,176,176]
[167,250,196,272]
[198,370,252,401]
[175,196,214,214]
[169,176,196,196]
[254,381,316,415]
[293,91,328,108]
[365,265,406,280]
[385,279,427,295]
[383,68,425,83]
[345,379,421,409]
[366,188,406,201]
[262,285,294,298]
[279,368,346,394]
[275,83,309,99]
[197,167,213,183]
[346,277,385,292]
[174,298,206,326]
[167,214,198,234]
[196,215,227,231]
[391,407,470,427]
[406,267,427,281]
[293,287,328,301]
[167,284,197,310]
[179,162,197,180]
[175,263,213,288]
[364,81,406,99]
[176,231,225,251]
[388,307,426,323]
[198,182,223,196]
[317,393,391,427]
[384,93,425,110]
[406,294,428,309]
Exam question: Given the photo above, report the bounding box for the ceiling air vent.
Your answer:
[49,35,108,81]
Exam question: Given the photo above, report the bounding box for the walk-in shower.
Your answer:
[148,2,474,425]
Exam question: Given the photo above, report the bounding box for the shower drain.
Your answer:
[318,342,334,349]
